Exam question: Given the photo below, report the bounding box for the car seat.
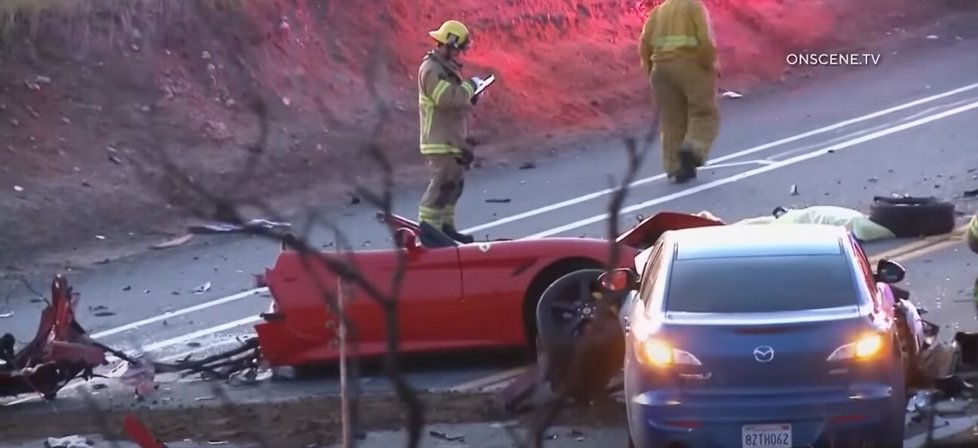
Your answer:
[419,221,458,248]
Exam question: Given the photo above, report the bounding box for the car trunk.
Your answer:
[661,315,872,393]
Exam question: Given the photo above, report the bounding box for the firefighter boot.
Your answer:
[442,224,475,244]
[675,142,698,183]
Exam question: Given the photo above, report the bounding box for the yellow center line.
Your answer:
[449,224,972,393]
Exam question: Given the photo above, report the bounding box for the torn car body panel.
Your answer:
[255,211,715,367]
[0,275,106,399]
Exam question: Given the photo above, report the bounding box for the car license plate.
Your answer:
[742,424,791,448]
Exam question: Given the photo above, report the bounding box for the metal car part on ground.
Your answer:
[252,211,724,369]
[0,275,107,400]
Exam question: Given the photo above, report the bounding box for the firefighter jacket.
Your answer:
[638,0,717,73]
[418,51,475,155]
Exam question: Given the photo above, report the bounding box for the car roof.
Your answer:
[668,224,849,260]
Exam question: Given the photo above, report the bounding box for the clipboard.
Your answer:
[473,74,496,96]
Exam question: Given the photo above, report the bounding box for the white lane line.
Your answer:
[460,82,978,234]
[527,100,978,239]
[113,98,978,361]
[90,288,266,339]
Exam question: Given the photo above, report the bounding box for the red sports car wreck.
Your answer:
[254,211,722,367]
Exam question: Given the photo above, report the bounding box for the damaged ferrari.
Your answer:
[253,211,723,368]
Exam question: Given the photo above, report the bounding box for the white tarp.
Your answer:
[698,206,897,242]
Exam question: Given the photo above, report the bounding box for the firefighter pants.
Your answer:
[418,153,465,229]
[650,57,720,176]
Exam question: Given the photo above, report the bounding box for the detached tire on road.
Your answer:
[869,196,956,238]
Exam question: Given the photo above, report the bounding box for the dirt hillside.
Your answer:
[0,0,971,270]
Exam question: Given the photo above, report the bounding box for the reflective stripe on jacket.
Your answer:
[418,51,474,155]
[638,0,717,72]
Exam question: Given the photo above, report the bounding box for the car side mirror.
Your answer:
[598,268,639,293]
[394,227,420,251]
[875,258,905,284]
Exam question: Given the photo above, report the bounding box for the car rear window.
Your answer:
[664,254,860,313]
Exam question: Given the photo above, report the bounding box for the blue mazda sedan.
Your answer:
[601,224,910,448]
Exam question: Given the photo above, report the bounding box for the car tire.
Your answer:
[868,196,956,238]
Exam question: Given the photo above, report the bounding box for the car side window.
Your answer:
[850,236,875,284]
[849,235,880,305]
[638,241,665,304]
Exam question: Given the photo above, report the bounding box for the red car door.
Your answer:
[349,245,464,353]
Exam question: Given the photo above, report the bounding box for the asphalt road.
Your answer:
[2,29,978,408]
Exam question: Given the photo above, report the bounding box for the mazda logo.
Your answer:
[753,346,775,363]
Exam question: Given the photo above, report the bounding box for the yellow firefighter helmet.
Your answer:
[429,20,471,49]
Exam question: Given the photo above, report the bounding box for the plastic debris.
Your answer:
[0,312,12,318]
[44,435,92,448]
[429,430,465,442]
[188,218,292,235]
[151,234,194,250]
[926,35,939,39]
[721,90,743,98]
[13,185,23,192]
[485,198,512,203]
[193,282,212,294]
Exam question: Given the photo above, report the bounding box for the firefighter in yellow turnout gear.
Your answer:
[417,20,480,244]
[639,0,721,183]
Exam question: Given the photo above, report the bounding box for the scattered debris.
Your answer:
[13,185,23,192]
[44,435,92,448]
[151,234,194,250]
[95,235,106,240]
[964,189,978,198]
[721,90,743,98]
[790,184,799,195]
[188,219,292,235]
[94,311,116,317]
[194,395,217,402]
[485,198,512,203]
[349,194,361,205]
[518,162,536,170]
[108,155,123,165]
[193,282,212,294]
[926,34,939,39]
[429,430,465,442]
[0,312,13,318]
[119,354,157,397]
[187,342,202,348]
[123,286,132,291]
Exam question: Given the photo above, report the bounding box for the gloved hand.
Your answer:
[469,77,483,105]
[456,147,475,169]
